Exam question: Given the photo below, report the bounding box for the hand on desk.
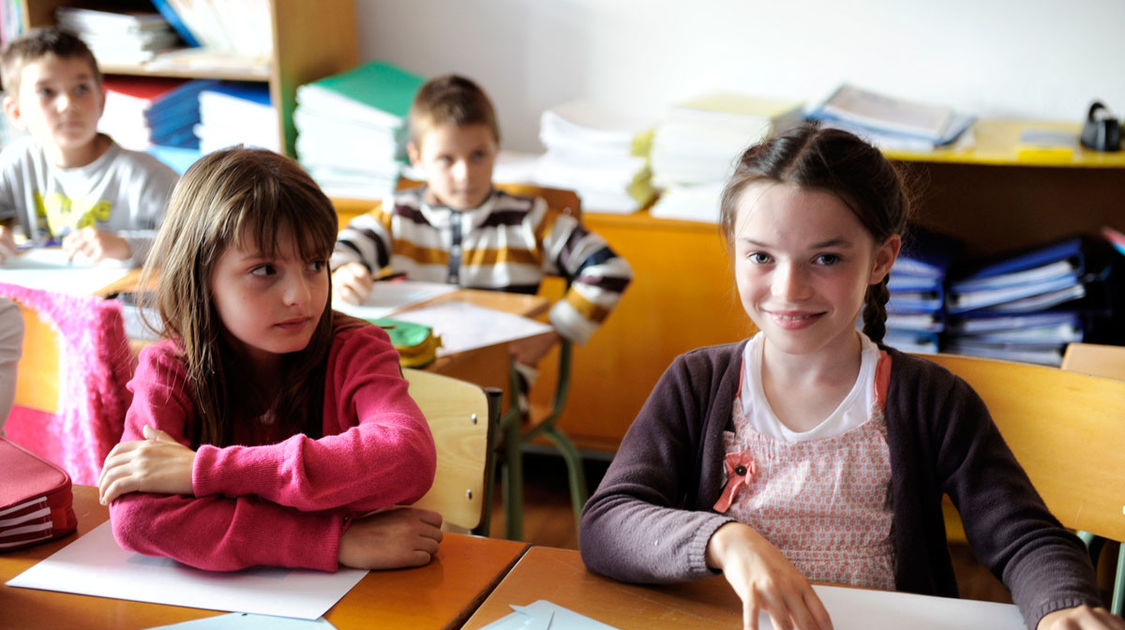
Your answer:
[339,507,443,570]
[63,226,131,263]
[333,261,375,305]
[0,225,15,262]
[706,522,834,630]
[98,425,197,505]
[1038,605,1125,629]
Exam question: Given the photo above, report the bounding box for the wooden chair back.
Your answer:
[1062,342,1125,381]
[403,368,499,535]
[927,353,1125,544]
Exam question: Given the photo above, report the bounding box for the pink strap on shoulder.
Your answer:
[873,351,892,412]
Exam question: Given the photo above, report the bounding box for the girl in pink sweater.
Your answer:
[97,147,439,572]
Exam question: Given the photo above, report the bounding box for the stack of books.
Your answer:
[880,228,959,355]
[808,84,974,153]
[195,82,278,153]
[945,237,1121,366]
[534,100,654,214]
[56,6,179,65]
[649,93,803,222]
[100,77,215,150]
[294,61,424,199]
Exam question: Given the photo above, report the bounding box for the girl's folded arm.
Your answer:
[109,490,344,572]
[193,327,436,513]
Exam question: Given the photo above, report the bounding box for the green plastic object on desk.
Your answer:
[370,317,442,368]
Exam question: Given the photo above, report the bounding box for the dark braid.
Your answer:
[862,278,891,344]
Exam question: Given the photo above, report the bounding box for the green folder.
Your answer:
[297,61,425,127]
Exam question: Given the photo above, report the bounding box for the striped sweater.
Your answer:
[331,186,632,344]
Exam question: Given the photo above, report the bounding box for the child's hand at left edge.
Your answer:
[98,425,197,505]
[62,226,131,262]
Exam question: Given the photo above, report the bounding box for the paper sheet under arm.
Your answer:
[331,280,458,320]
[5,522,367,620]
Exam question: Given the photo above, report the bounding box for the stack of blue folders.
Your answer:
[945,237,1121,366]
[143,79,219,150]
[881,228,958,355]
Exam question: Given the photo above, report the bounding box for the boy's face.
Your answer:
[3,54,104,164]
[408,122,497,210]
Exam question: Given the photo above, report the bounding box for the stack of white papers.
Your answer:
[651,92,804,188]
[649,93,803,224]
[196,83,279,153]
[0,248,132,296]
[295,62,425,200]
[534,101,655,214]
[56,6,178,65]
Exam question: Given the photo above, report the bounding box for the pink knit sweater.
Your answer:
[108,323,436,571]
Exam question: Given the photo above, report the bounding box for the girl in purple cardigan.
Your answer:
[579,125,1120,630]
[96,147,440,572]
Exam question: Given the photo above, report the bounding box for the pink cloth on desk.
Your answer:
[0,282,135,485]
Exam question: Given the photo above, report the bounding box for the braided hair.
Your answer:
[719,122,911,343]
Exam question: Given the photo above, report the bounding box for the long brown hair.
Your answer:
[719,123,911,343]
[140,147,341,446]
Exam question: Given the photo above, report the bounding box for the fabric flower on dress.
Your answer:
[713,450,756,513]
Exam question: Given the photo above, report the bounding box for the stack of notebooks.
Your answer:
[148,0,272,65]
[807,84,974,153]
[100,77,216,150]
[534,100,655,214]
[945,237,1122,366]
[55,5,179,65]
[294,61,425,199]
[195,82,278,153]
[880,228,958,355]
[649,93,803,223]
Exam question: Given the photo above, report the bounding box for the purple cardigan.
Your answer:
[579,341,1101,629]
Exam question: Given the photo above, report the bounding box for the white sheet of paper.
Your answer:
[150,613,338,629]
[799,585,1023,630]
[331,280,458,320]
[5,522,367,620]
[0,248,132,295]
[392,300,553,356]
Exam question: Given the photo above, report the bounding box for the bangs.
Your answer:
[225,171,337,262]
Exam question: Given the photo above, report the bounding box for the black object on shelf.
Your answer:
[1080,101,1122,152]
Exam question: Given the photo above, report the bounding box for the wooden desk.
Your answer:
[0,486,529,630]
[462,546,742,628]
[463,546,1026,630]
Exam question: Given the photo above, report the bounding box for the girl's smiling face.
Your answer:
[732,181,899,359]
[209,226,329,373]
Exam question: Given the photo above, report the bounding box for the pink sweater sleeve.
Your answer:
[191,325,435,512]
[108,327,435,572]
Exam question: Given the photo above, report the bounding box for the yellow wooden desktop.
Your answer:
[885,119,1125,167]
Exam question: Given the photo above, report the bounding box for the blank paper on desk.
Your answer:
[0,248,132,296]
[6,522,367,620]
[811,584,1023,630]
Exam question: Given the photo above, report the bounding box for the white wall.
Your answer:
[356,0,1125,153]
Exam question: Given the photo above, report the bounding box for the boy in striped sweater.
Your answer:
[331,75,632,376]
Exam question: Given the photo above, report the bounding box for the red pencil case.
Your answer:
[0,436,77,551]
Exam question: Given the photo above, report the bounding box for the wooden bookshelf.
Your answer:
[21,0,358,156]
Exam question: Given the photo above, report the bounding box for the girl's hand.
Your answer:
[98,425,197,505]
[706,522,834,630]
[1038,605,1125,629]
[338,507,443,569]
[62,227,131,262]
[332,262,375,305]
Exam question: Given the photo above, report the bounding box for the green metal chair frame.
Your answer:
[497,336,586,541]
